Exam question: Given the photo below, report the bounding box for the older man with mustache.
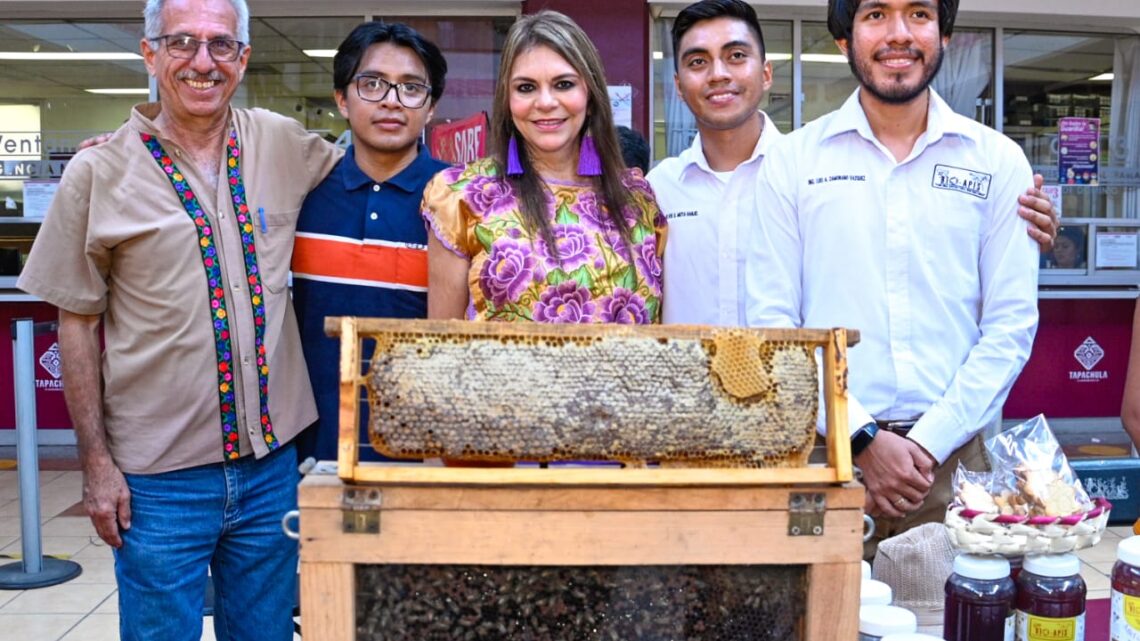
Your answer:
[17,0,339,638]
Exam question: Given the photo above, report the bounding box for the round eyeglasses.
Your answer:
[150,34,246,62]
[353,75,432,109]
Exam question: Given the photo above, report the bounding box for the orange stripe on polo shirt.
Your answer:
[292,234,427,290]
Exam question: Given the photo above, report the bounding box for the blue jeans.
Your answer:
[115,443,298,641]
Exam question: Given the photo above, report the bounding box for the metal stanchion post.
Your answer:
[0,318,82,589]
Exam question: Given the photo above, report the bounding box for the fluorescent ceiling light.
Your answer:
[1089,73,1114,81]
[303,49,337,58]
[767,53,848,64]
[804,53,848,64]
[652,51,664,60]
[86,88,150,95]
[0,52,142,61]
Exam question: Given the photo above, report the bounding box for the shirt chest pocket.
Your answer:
[926,190,986,243]
[252,209,298,294]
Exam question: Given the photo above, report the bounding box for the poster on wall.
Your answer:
[1095,232,1139,269]
[428,112,488,166]
[608,85,633,129]
[22,180,58,218]
[1057,117,1100,185]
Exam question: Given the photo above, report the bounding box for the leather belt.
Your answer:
[875,418,920,436]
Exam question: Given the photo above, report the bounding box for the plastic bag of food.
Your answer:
[953,464,1002,514]
[952,414,1092,517]
[986,414,1091,516]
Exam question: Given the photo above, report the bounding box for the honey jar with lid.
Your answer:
[1015,553,1086,641]
[1111,536,1140,640]
[944,553,1015,641]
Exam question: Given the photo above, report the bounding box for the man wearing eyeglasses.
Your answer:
[290,22,448,463]
[17,0,340,639]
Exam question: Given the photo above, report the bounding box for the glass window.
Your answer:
[800,22,855,125]
[0,21,147,219]
[1044,224,1090,271]
[932,29,994,126]
[650,18,793,164]
[801,24,993,126]
[0,15,509,284]
[238,17,510,143]
[236,17,365,139]
[1003,30,1140,223]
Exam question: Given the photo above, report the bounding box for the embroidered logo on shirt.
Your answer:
[932,164,992,199]
[806,175,866,186]
[665,210,698,220]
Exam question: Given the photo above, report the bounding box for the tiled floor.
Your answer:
[0,466,301,641]
[0,460,1132,640]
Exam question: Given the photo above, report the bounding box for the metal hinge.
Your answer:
[341,486,382,534]
[787,492,826,536]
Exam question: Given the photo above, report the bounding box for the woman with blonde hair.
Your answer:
[422,10,665,323]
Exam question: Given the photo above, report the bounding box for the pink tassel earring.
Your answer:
[577,134,602,176]
[506,135,524,176]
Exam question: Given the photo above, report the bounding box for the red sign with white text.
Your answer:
[1004,298,1132,419]
[1,301,74,430]
[429,112,488,166]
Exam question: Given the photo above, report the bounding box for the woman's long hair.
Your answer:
[489,11,633,257]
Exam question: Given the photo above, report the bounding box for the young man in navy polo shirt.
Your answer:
[292,23,449,461]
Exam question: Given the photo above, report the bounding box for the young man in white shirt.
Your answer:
[653,0,1057,327]
[747,0,1039,553]
[648,0,779,325]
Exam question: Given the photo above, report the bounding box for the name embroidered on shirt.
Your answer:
[806,175,866,185]
[932,164,992,199]
[665,210,699,220]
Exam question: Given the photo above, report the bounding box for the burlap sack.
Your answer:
[871,522,955,628]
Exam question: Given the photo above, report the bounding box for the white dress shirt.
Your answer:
[649,111,782,326]
[746,89,1039,464]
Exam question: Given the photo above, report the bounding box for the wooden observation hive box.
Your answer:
[298,318,864,641]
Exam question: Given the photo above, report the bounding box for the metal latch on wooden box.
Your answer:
[342,486,382,534]
[788,492,826,536]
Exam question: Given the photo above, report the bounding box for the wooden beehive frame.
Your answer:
[327,318,857,486]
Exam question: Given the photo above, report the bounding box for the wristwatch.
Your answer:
[850,422,879,458]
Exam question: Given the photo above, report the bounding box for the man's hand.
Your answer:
[855,430,935,518]
[77,133,113,151]
[82,454,131,548]
[1020,173,1060,252]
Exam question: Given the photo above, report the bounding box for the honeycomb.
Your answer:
[356,564,806,641]
[363,326,820,467]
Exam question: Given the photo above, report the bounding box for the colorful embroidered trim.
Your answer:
[140,131,278,459]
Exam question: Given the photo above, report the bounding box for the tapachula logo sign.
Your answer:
[36,342,63,390]
[1070,336,1107,382]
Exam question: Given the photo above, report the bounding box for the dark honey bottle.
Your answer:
[944,554,1015,641]
[1111,536,1140,640]
[1015,553,1086,641]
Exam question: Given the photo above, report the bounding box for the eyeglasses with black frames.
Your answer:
[150,34,246,62]
[353,75,432,109]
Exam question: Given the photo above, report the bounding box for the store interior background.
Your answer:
[0,0,1138,509]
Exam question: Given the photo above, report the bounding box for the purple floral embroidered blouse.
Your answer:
[421,158,667,323]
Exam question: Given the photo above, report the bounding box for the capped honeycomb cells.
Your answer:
[364,329,819,467]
